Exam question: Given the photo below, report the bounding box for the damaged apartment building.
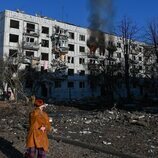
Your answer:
[0,10,156,101]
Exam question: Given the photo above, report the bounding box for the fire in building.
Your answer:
[0,10,157,102]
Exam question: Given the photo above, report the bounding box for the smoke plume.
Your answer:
[87,0,114,54]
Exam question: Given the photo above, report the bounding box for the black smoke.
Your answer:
[87,0,114,54]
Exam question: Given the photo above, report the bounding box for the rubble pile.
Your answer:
[0,102,158,158]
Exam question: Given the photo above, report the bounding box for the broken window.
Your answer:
[9,49,17,57]
[68,81,74,88]
[79,58,85,64]
[41,39,49,47]
[69,32,74,39]
[68,69,74,76]
[79,81,85,88]
[26,51,34,57]
[42,26,49,34]
[9,34,19,43]
[68,44,74,51]
[67,56,74,63]
[79,70,85,76]
[26,37,34,43]
[54,81,61,88]
[79,34,85,41]
[26,23,35,33]
[79,46,85,53]
[10,19,19,29]
[41,53,49,60]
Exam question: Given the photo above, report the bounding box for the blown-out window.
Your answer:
[9,34,19,43]
[10,19,19,29]
[9,49,17,57]
[41,53,49,60]
[68,44,74,51]
[42,26,49,34]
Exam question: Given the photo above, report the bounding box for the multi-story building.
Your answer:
[0,10,151,101]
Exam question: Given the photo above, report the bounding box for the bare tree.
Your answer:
[145,19,158,63]
[143,19,158,97]
[117,16,139,100]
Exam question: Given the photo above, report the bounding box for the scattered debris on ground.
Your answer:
[0,101,158,158]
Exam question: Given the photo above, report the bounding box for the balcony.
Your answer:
[87,53,99,59]
[23,28,39,37]
[22,41,40,50]
[51,25,69,55]
[88,63,100,70]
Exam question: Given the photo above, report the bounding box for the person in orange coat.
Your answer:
[25,99,51,158]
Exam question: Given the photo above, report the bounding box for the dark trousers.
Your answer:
[25,147,46,158]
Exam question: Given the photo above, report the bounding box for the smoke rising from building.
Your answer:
[87,0,114,54]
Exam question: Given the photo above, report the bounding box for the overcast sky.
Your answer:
[0,0,158,31]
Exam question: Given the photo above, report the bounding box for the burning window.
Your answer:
[68,81,74,88]
[26,51,34,57]
[9,49,17,57]
[68,44,74,51]
[41,39,49,47]
[41,53,49,60]
[79,81,85,88]
[68,69,74,76]
[9,34,19,43]
[69,32,74,39]
[10,19,19,29]
[42,26,49,34]
[79,46,85,53]
[79,35,85,41]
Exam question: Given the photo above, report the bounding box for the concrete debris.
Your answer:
[0,102,158,158]
[103,141,112,145]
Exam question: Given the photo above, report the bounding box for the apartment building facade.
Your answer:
[0,10,147,101]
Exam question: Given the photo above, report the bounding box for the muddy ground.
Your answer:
[0,101,158,158]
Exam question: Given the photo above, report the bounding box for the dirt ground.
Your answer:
[0,101,158,158]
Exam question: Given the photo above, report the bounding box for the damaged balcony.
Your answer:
[23,28,40,37]
[50,58,68,79]
[22,41,40,50]
[51,26,69,55]
[87,61,101,71]
[87,52,100,59]
[8,57,18,65]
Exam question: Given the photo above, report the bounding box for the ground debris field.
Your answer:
[0,101,158,158]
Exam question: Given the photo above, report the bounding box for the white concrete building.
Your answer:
[0,10,147,101]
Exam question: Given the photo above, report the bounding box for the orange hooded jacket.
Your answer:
[26,108,51,151]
